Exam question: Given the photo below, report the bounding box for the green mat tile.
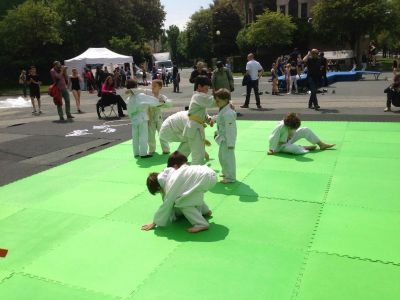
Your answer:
[214,195,321,249]
[0,274,114,300]
[32,180,140,217]
[0,209,92,270]
[24,220,179,298]
[128,241,306,300]
[327,175,400,211]
[1,120,400,299]
[312,204,400,264]
[296,252,400,300]
[240,169,330,203]
[0,203,24,220]
[339,141,400,159]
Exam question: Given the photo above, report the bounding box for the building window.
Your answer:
[280,5,286,14]
[300,3,308,18]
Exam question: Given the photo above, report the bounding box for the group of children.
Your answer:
[131,75,335,233]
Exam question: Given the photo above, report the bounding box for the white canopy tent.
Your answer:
[64,47,133,75]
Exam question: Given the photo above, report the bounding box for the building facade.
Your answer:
[276,0,316,19]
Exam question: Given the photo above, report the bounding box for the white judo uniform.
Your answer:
[269,121,321,155]
[154,164,217,228]
[127,89,161,157]
[214,105,237,182]
[148,94,173,153]
[182,92,217,165]
[159,111,191,156]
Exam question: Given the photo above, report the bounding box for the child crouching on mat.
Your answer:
[268,112,335,155]
[384,74,400,112]
[213,88,237,183]
[142,151,216,233]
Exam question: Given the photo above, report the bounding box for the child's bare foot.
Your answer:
[204,210,212,218]
[219,173,225,177]
[220,179,235,184]
[304,145,317,151]
[187,226,209,233]
[319,143,335,150]
[204,152,210,161]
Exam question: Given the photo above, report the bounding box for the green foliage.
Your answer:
[0,0,25,17]
[0,0,62,57]
[236,10,296,53]
[166,25,180,62]
[109,35,151,64]
[311,0,389,48]
[212,1,242,57]
[186,8,213,61]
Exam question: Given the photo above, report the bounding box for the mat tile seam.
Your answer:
[122,243,182,300]
[311,250,400,267]
[17,271,121,299]
[291,121,348,300]
[0,271,15,285]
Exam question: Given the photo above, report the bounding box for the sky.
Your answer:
[161,0,214,30]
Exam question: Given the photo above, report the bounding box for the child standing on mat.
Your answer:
[148,79,173,155]
[126,79,162,158]
[183,75,217,165]
[213,89,237,183]
[142,151,216,233]
[268,112,335,155]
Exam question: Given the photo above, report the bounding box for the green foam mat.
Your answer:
[1,120,399,299]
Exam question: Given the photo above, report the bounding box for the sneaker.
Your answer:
[314,105,320,110]
[67,114,75,119]
[38,111,42,114]
[78,109,82,114]
[384,107,391,112]
[240,105,249,108]
[32,111,37,114]
[59,117,65,121]
[257,105,262,109]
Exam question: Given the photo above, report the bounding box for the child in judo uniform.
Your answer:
[268,112,335,155]
[126,79,162,158]
[142,152,217,233]
[213,89,237,183]
[148,79,173,154]
[182,75,217,165]
[159,110,211,161]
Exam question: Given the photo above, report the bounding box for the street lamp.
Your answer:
[66,19,77,55]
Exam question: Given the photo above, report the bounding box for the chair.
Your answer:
[96,98,119,119]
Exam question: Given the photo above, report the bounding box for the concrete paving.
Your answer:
[0,69,398,186]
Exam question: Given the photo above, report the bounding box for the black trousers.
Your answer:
[308,77,319,108]
[245,79,260,106]
[97,93,126,117]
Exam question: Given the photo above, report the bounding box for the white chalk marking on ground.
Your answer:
[65,129,93,137]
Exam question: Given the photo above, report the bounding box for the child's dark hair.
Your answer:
[196,75,211,88]
[126,79,138,89]
[167,151,188,168]
[284,112,301,129]
[146,172,161,195]
[214,88,231,101]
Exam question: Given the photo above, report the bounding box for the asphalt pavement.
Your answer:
[0,69,398,186]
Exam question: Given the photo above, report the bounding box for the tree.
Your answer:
[186,8,213,62]
[311,0,389,56]
[211,1,242,58]
[166,25,180,63]
[236,10,296,53]
[0,0,62,59]
[109,35,151,64]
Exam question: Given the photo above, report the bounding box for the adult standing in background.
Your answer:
[50,61,73,121]
[172,63,180,93]
[240,53,263,109]
[19,70,27,98]
[189,61,208,91]
[303,49,321,110]
[212,61,234,95]
[70,68,83,113]
[27,66,41,114]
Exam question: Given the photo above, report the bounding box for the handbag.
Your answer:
[242,74,251,86]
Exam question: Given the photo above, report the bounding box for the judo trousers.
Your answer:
[132,121,148,157]
[278,127,320,155]
[188,129,205,165]
[148,119,170,153]
[218,141,236,182]
[175,203,210,228]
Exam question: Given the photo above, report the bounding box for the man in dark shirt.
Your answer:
[189,61,208,91]
[304,49,321,110]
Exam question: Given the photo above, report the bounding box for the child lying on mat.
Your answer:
[142,151,216,233]
[268,112,335,155]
